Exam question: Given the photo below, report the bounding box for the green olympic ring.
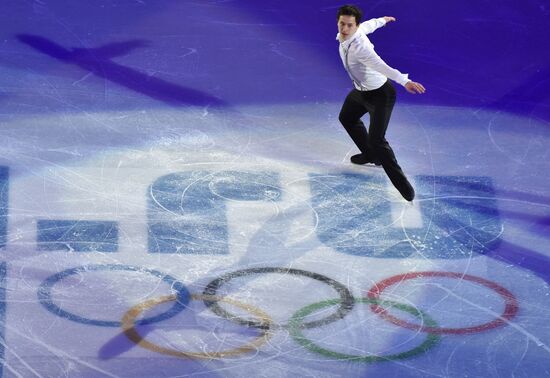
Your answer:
[288,298,440,362]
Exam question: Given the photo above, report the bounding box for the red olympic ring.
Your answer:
[367,271,519,335]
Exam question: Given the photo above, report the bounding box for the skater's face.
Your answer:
[338,15,358,40]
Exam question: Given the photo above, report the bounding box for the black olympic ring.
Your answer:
[202,267,355,330]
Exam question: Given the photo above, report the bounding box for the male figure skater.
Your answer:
[336,5,425,201]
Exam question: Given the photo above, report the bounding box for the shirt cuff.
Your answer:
[396,74,410,86]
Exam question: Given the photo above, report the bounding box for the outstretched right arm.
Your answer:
[359,16,396,34]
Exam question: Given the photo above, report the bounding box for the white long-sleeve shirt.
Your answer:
[337,17,410,91]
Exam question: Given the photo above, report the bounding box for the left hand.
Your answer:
[383,16,396,23]
[405,81,426,94]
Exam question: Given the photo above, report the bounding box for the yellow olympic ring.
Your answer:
[121,294,274,359]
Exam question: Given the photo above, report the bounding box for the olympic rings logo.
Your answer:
[37,265,519,362]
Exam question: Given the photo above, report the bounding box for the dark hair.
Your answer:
[337,5,362,25]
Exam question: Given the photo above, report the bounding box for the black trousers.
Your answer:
[338,81,414,200]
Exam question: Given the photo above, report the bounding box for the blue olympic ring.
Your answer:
[37,264,190,327]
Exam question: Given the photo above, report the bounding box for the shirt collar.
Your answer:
[336,31,358,47]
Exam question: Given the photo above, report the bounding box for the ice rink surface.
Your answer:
[1,1,549,377]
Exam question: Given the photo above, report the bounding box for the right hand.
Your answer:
[405,81,426,94]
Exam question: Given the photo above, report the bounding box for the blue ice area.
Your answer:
[0,1,549,377]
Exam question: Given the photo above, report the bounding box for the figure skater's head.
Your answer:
[337,5,362,40]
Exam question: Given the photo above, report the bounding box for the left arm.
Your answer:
[357,17,426,93]
[357,44,410,86]
[362,49,426,94]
